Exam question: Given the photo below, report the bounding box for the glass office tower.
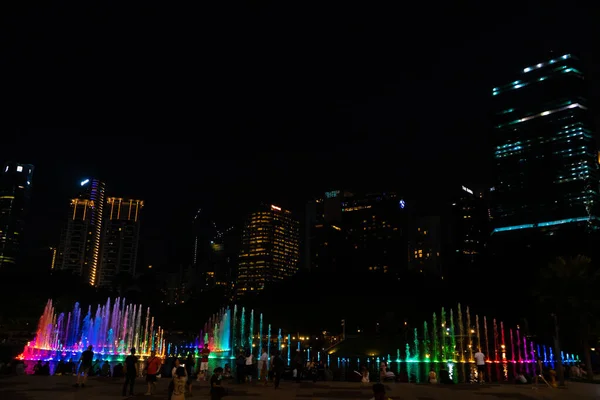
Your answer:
[492,53,599,234]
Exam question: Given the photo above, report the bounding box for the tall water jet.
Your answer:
[493,319,499,362]
[240,307,246,352]
[232,305,238,352]
[450,309,456,362]
[475,314,481,352]
[287,334,291,362]
[457,303,465,362]
[516,329,522,362]
[466,306,473,361]
[258,313,263,362]
[224,308,232,351]
[267,324,271,362]
[423,321,430,361]
[413,328,420,362]
[510,329,515,362]
[500,322,506,361]
[432,313,439,362]
[249,309,254,352]
[440,307,447,361]
[483,316,490,358]
[278,328,282,351]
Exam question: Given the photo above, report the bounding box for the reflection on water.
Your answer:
[311,360,545,383]
[26,356,557,384]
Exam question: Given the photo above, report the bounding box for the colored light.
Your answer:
[493,216,596,234]
[19,298,164,363]
[80,179,90,186]
[496,103,587,128]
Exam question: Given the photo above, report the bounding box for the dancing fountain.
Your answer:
[195,305,294,361]
[19,298,165,362]
[186,302,580,382]
[376,303,579,366]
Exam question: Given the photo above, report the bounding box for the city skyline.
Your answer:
[1,4,600,386]
[2,4,598,271]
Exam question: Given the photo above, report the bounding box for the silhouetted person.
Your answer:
[293,351,303,382]
[273,351,285,389]
[113,363,124,378]
[185,353,195,395]
[41,362,50,376]
[210,367,225,400]
[236,352,245,384]
[34,361,42,375]
[122,348,138,397]
[370,383,391,400]
[74,345,94,387]
[101,361,110,377]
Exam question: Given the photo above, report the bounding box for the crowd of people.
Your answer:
[56,344,333,398]
[7,345,593,399]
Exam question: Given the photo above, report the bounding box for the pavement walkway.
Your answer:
[1,375,600,399]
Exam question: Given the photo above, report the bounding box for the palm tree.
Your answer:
[536,255,599,382]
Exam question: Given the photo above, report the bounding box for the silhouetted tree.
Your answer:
[535,255,599,382]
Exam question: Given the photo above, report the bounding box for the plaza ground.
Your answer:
[1,375,600,399]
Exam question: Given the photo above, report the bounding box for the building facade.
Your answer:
[306,190,409,276]
[55,178,106,286]
[98,197,144,288]
[449,185,491,265]
[408,216,443,277]
[207,225,238,296]
[236,204,300,296]
[0,162,34,268]
[492,53,599,235]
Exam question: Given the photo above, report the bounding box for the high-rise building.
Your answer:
[449,185,491,265]
[408,216,443,277]
[98,197,144,288]
[236,204,300,296]
[192,208,217,267]
[55,178,106,286]
[306,190,409,275]
[492,53,599,235]
[0,162,34,268]
[207,225,238,292]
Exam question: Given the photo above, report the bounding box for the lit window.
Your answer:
[16,166,23,172]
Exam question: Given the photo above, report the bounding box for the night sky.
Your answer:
[3,2,598,269]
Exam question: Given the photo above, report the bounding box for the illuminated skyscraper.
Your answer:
[0,162,34,267]
[236,204,300,296]
[306,190,408,275]
[98,197,144,288]
[492,53,599,234]
[56,178,106,286]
